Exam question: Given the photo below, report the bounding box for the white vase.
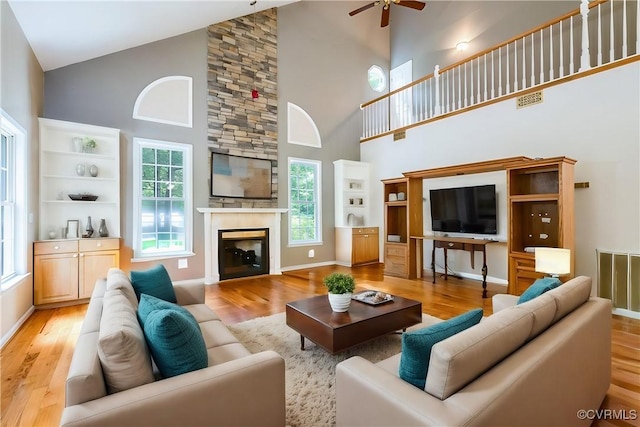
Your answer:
[328,293,352,312]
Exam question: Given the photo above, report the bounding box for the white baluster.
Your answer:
[429,77,433,118]
[458,65,462,109]
[434,65,441,116]
[597,4,602,66]
[570,16,575,74]
[550,24,555,80]
[539,29,544,83]
[531,33,535,85]
[622,0,628,58]
[477,57,481,102]
[579,0,591,71]
[445,71,450,113]
[560,20,565,77]
[506,43,511,94]
[470,60,475,104]
[522,37,526,89]
[610,0,615,62]
[485,53,489,100]
[514,41,519,91]
[464,62,468,107]
[498,47,502,97]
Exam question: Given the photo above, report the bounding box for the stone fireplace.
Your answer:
[197,208,287,284]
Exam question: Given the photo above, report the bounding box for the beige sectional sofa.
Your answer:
[60,268,285,427]
[336,276,611,427]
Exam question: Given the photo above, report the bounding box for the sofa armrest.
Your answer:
[492,293,519,312]
[336,356,469,427]
[60,350,285,427]
[174,281,205,305]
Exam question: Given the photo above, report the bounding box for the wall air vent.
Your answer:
[393,130,406,141]
[516,91,543,109]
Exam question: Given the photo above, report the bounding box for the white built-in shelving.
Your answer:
[38,118,121,241]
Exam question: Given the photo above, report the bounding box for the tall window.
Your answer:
[288,158,321,245]
[133,138,192,259]
[1,110,26,288]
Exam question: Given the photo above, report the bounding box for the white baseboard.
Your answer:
[173,278,207,286]
[280,260,337,272]
[1,305,35,349]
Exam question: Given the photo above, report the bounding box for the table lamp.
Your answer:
[534,247,571,277]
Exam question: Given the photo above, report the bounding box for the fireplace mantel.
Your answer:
[197,208,287,284]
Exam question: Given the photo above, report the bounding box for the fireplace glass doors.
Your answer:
[218,228,269,280]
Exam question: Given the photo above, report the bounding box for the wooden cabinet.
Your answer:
[34,238,120,306]
[38,118,120,240]
[382,177,423,278]
[506,157,575,295]
[336,227,379,266]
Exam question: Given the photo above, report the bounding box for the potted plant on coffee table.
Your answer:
[323,272,356,312]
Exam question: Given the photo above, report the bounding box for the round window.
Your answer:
[368,65,386,92]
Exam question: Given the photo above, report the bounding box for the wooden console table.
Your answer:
[411,236,498,298]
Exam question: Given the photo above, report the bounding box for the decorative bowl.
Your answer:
[68,194,98,201]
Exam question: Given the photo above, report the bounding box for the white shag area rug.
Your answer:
[227,311,439,427]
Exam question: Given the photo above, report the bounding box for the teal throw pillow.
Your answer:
[130,264,176,303]
[137,293,191,325]
[142,308,208,378]
[517,277,561,304]
[399,308,483,389]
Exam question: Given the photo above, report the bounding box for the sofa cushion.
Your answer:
[425,306,533,400]
[517,277,561,304]
[97,289,155,393]
[142,308,208,378]
[137,293,191,325]
[107,268,138,309]
[548,276,592,323]
[511,292,557,339]
[398,308,483,389]
[130,264,177,303]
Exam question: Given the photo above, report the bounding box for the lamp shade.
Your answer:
[534,247,571,275]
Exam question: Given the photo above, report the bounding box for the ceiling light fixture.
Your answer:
[456,41,469,52]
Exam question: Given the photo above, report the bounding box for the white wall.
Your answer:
[1,2,43,346]
[362,62,640,286]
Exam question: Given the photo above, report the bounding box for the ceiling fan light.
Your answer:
[456,41,469,52]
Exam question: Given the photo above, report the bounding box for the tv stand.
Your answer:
[413,235,498,298]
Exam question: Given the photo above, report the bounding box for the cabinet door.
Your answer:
[352,231,379,265]
[79,250,119,298]
[34,254,79,305]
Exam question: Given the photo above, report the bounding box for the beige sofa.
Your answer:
[336,276,611,427]
[60,268,285,427]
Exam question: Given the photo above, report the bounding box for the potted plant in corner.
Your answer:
[323,272,356,312]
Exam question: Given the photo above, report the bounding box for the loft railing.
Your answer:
[361,0,640,141]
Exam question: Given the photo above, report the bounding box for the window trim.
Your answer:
[288,157,322,247]
[132,137,193,260]
[1,109,27,291]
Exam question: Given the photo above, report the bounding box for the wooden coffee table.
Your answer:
[285,292,422,354]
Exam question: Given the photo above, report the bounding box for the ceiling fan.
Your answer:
[349,0,426,28]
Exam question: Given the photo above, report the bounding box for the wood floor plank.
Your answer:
[1,263,638,426]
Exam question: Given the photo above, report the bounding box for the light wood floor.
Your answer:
[1,264,638,426]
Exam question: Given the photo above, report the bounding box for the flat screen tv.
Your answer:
[429,184,497,234]
[210,152,273,199]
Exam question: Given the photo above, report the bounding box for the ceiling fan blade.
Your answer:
[349,1,378,16]
[395,0,426,11]
[381,6,390,27]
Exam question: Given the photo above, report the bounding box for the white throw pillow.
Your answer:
[98,289,155,393]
